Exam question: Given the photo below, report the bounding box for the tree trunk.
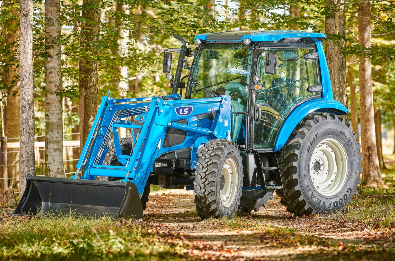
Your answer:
[130,6,144,95]
[19,0,35,193]
[45,0,63,178]
[0,137,7,191]
[0,99,7,191]
[347,64,359,142]
[225,0,229,22]
[290,5,300,30]
[358,0,383,187]
[2,0,20,190]
[79,0,100,149]
[116,2,129,97]
[393,110,395,155]
[206,0,215,18]
[334,0,347,106]
[325,0,336,98]
[325,0,347,106]
[69,100,80,170]
[238,0,245,30]
[374,109,384,169]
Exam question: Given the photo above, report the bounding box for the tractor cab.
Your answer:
[166,31,325,152]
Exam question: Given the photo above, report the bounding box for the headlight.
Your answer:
[195,39,202,45]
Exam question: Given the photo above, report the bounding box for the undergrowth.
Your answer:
[0,213,186,260]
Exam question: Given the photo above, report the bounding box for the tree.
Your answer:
[358,0,383,187]
[1,0,20,189]
[115,1,129,97]
[347,60,359,142]
[393,110,395,155]
[290,4,300,30]
[325,0,347,106]
[206,0,215,17]
[374,108,384,169]
[78,0,100,148]
[45,0,63,177]
[19,0,35,192]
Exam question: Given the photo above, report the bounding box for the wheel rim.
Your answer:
[220,157,238,207]
[309,138,348,196]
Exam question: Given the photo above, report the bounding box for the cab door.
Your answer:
[253,46,321,150]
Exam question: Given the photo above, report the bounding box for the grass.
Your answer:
[150,184,166,192]
[339,192,395,229]
[1,156,395,260]
[330,155,395,229]
[0,213,187,260]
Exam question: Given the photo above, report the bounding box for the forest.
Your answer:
[0,0,395,260]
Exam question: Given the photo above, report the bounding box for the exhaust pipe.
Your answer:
[15,175,143,219]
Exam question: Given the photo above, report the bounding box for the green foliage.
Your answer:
[0,214,186,260]
[0,0,20,99]
[1,0,395,134]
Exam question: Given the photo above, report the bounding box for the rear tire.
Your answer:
[194,139,243,219]
[277,113,362,216]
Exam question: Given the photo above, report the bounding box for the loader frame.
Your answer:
[72,93,232,195]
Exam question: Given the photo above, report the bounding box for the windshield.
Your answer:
[189,44,252,100]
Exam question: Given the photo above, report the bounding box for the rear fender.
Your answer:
[273,99,347,152]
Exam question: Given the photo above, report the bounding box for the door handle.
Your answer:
[254,104,261,122]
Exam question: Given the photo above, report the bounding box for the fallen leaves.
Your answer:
[2,182,395,260]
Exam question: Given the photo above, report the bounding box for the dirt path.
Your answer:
[136,189,395,260]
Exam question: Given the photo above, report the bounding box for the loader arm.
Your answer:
[75,94,232,195]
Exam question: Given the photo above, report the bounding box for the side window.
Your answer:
[254,47,320,150]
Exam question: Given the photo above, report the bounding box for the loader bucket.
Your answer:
[14,175,143,219]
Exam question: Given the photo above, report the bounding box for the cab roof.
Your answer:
[194,30,326,43]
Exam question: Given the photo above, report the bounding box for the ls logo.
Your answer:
[175,106,193,116]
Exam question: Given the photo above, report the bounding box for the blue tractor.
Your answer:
[16,31,362,219]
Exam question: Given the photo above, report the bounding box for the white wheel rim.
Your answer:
[220,157,238,207]
[309,138,348,196]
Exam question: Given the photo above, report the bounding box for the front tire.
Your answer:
[194,139,243,219]
[277,113,362,216]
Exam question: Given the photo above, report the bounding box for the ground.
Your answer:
[1,155,395,260]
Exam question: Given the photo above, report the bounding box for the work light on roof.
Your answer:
[243,38,252,46]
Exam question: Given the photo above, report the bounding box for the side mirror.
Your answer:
[162,52,172,73]
[265,52,277,75]
[303,52,319,60]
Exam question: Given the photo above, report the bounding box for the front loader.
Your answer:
[16,31,362,219]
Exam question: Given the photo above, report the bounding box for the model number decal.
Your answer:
[175,106,193,116]
[208,107,218,112]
